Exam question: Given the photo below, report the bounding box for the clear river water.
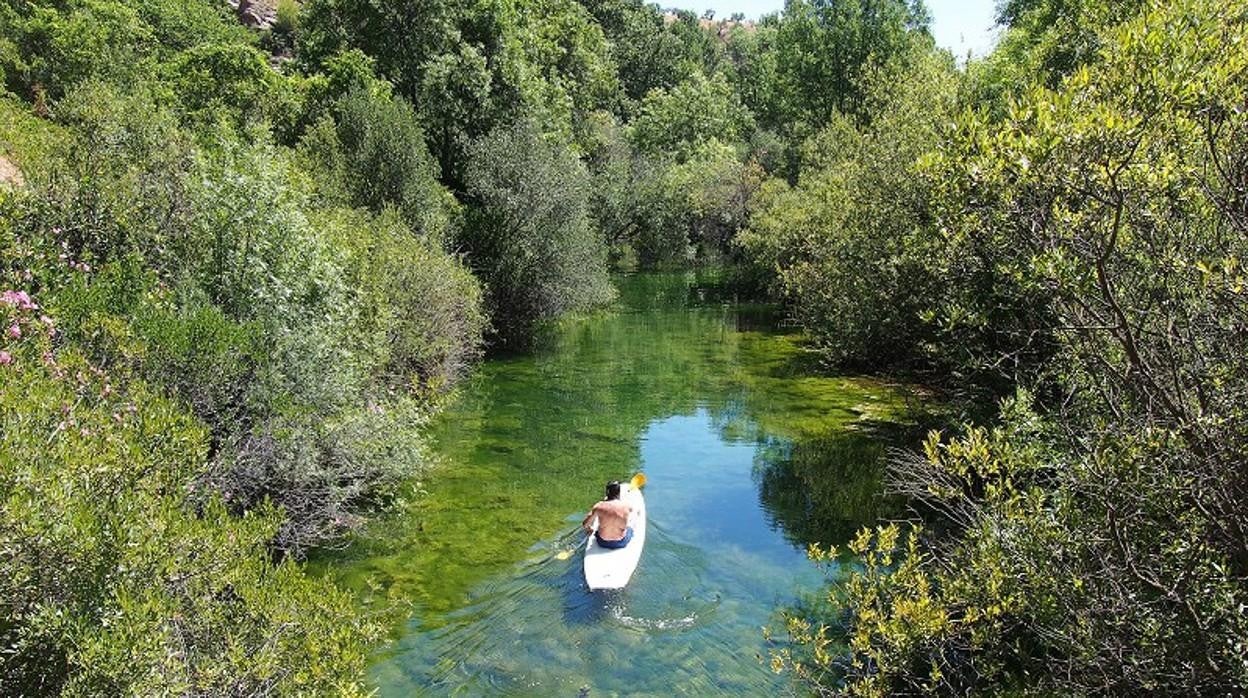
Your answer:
[323,271,922,696]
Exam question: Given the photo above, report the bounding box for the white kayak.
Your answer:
[583,483,646,590]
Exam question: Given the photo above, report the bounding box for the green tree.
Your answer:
[576,0,695,108]
[299,0,617,180]
[0,0,154,100]
[0,0,257,103]
[165,42,300,131]
[583,112,646,259]
[628,71,754,161]
[664,9,728,77]
[774,0,931,126]
[587,115,761,269]
[323,85,451,235]
[961,0,1146,113]
[722,17,786,133]
[298,0,502,181]
[511,0,620,144]
[994,0,1146,83]
[664,140,763,261]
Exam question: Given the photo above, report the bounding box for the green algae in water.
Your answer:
[325,271,925,695]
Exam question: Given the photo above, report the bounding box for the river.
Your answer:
[324,271,922,695]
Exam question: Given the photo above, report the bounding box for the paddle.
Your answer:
[554,473,646,561]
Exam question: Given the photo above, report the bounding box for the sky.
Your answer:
[665,0,1000,58]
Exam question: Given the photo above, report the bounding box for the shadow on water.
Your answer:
[322,271,931,696]
[754,428,900,548]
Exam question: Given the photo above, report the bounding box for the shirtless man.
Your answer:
[582,480,633,549]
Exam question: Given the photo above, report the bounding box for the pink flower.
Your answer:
[6,323,19,339]
[1,290,36,310]
[0,351,11,365]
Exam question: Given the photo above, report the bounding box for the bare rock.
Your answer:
[0,155,25,189]
[236,0,276,30]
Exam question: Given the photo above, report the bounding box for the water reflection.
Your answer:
[755,430,895,548]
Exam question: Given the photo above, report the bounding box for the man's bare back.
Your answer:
[583,498,631,541]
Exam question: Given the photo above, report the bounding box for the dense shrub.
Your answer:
[627,142,764,269]
[19,82,194,272]
[318,208,486,394]
[0,98,69,174]
[165,42,301,131]
[204,398,431,553]
[462,120,614,344]
[135,145,458,553]
[0,288,378,695]
[584,114,641,257]
[318,85,452,236]
[665,141,763,260]
[0,0,154,100]
[583,114,686,268]
[629,157,694,268]
[0,0,256,104]
[587,116,762,269]
[127,0,252,51]
[7,80,482,556]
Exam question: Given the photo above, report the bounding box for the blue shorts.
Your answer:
[595,527,633,549]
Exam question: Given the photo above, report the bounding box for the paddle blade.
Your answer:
[630,472,647,489]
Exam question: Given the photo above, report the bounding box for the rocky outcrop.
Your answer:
[226,0,277,31]
[0,155,25,189]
